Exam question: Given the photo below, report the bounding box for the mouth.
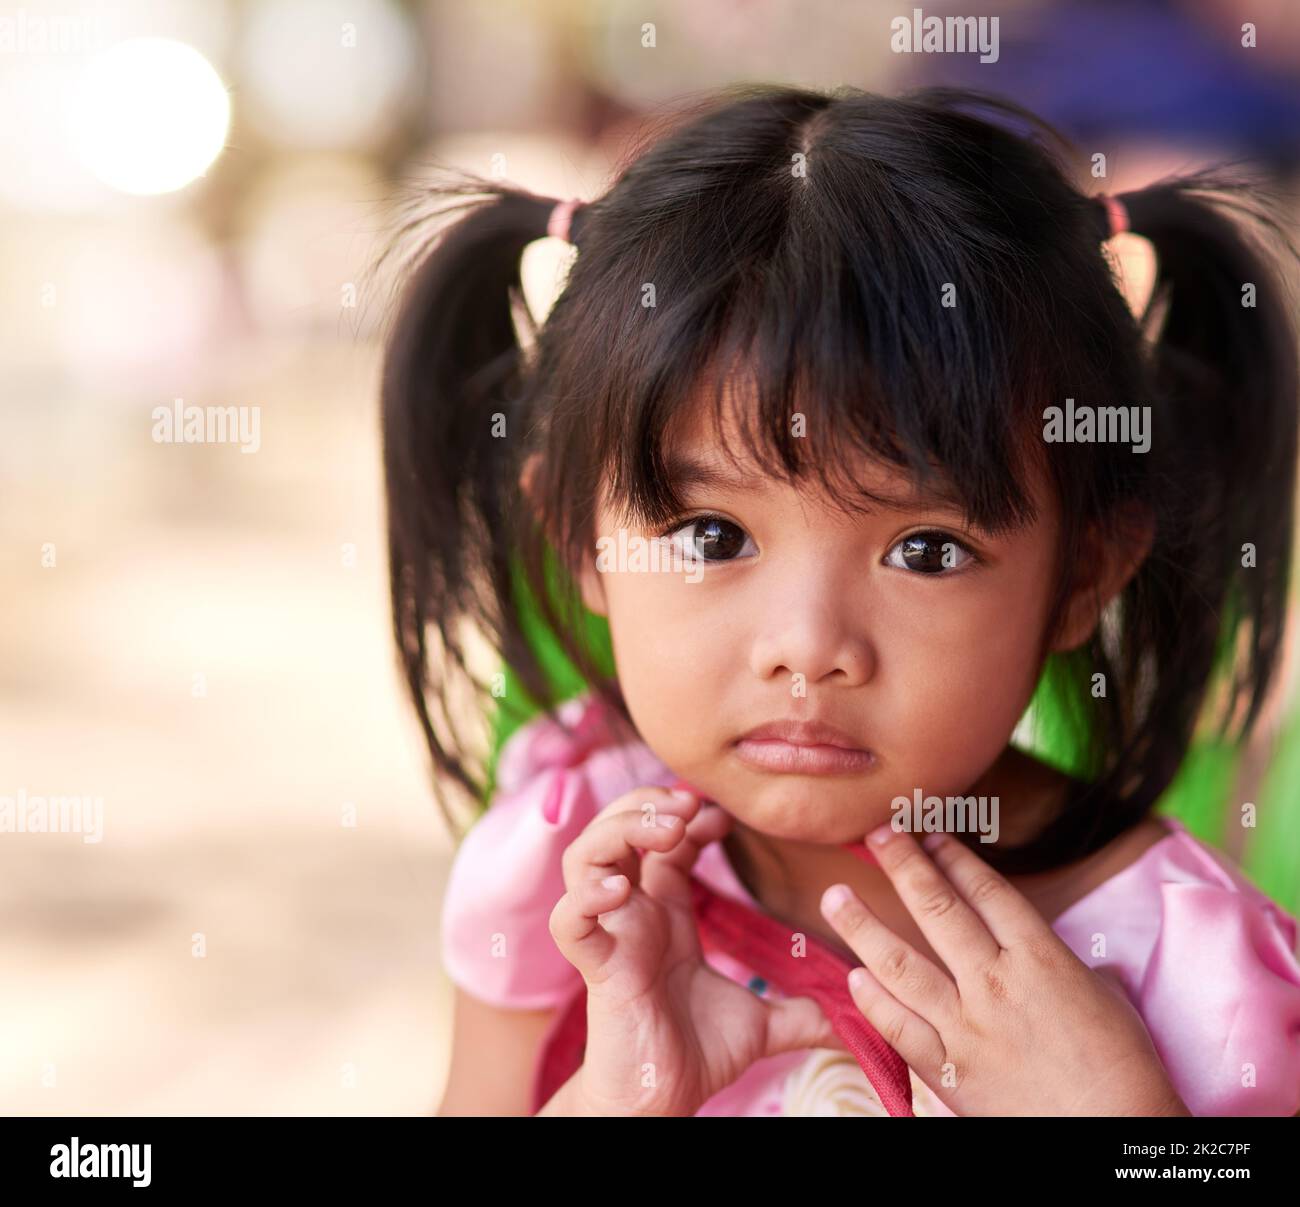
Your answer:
[732,719,877,776]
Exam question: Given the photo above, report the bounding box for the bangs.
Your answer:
[575,148,1055,540]
[610,330,1045,538]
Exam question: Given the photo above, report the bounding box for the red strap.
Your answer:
[530,981,589,1114]
[688,875,914,1115]
[530,875,914,1115]
[529,781,913,1116]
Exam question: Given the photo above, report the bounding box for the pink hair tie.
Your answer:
[1100,194,1130,239]
[547,196,583,243]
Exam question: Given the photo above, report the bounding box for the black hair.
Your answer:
[379,83,1300,875]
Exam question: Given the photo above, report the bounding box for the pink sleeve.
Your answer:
[438,693,674,1011]
[1137,884,1300,1116]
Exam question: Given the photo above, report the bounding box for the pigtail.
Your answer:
[1135,173,1296,720]
[379,176,574,829]
[1064,170,1300,855]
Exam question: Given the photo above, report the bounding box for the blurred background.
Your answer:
[2,0,1299,1115]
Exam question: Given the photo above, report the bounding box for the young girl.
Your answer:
[381,84,1300,1116]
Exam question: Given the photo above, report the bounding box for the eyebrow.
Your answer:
[662,452,969,513]
[662,453,752,491]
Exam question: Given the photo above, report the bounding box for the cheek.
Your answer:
[596,546,1055,796]
[877,569,1051,772]
[600,575,733,753]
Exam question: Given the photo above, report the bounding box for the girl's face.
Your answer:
[570,400,1140,846]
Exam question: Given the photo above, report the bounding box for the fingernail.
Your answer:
[657,814,680,828]
[669,789,695,802]
[848,967,870,993]
[866,823,893,846]
[602,874,627,890]
[922,832,947,852]
[821,884,854,916]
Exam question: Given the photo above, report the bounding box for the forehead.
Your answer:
[651,376,1060,535]
[660,443,972,513]
[660,386,975,515]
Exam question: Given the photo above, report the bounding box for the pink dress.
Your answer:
[440,691,1300,1116]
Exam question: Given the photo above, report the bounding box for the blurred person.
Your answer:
[904,0,1300,182]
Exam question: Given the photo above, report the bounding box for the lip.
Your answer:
[737,719,866,748]
[732,719,876,776]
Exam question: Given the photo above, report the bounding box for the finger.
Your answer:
[548,872,635,978]
[560,789,702,890]
[819,883,960,1028]
[639,798,732,907]
[918,828,1060,951]
[844,962,947,1082]
[589,785,703,839]
[588,784,698,827]
[860,826,1002,976]
[762,994,849,1059]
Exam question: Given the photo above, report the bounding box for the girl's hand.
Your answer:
[820,825,1191,1117]
[549,785,844,1116]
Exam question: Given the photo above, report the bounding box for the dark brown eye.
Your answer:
[885,532,973,574]
[668,515,755,562]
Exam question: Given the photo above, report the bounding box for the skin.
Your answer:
[578,400,1126,851]
[533,393,1188,1115]
[819,823,1191,1116]
[549,786,847,1116]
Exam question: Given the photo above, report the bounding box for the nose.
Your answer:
[747,575,875,689]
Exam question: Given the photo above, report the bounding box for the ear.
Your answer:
[1050,503,1156,653]
[575,543,608,618]
[519,450,609,618]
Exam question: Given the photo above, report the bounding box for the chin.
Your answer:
[718,774,880,846]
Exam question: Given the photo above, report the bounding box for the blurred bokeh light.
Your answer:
[71,37,231,195]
